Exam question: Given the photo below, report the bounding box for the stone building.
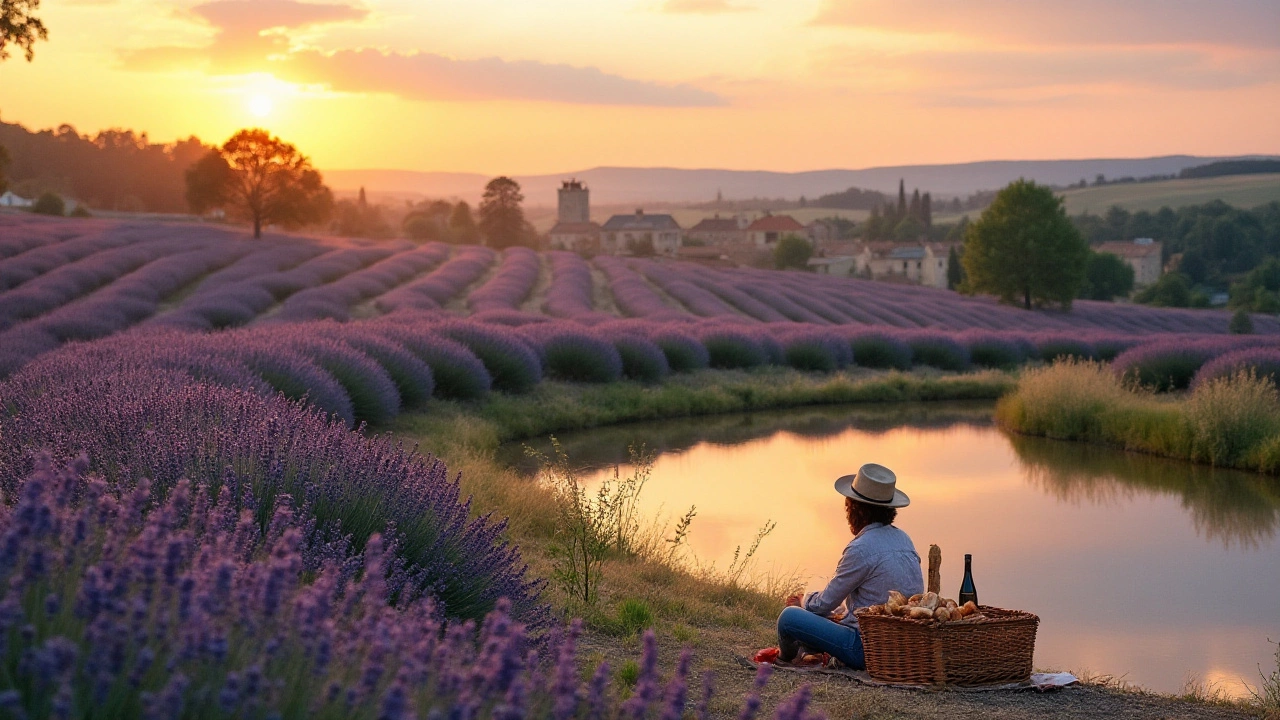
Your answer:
[686,214,748,245]
[601,209,683,256]
[853,242,955,289]
[548,179,601,252]
[745,214,807,247]
[1096,238,1164,287]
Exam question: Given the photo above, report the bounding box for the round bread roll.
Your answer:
[907,607,934,620]
[959,601,978,617]
[887,590,908,606]
[934,607,952,622]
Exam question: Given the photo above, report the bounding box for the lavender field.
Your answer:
[1,215,1278,717]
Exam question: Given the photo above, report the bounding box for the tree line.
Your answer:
[0,118,211,212]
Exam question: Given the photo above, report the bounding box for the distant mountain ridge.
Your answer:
[324,155,1279,206]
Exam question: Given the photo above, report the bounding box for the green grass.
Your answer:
[997,360,1280,473]
[1058,174,1280,215]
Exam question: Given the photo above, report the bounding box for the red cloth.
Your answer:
[752,647,780,664]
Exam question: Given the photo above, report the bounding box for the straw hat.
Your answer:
[834,463,910,508]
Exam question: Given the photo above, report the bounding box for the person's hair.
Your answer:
[845,496,897,533]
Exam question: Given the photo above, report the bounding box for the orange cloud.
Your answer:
[274,49,727,106]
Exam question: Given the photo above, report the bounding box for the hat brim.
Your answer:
[834,475,910,508]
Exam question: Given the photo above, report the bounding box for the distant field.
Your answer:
[1059,173,1280,214]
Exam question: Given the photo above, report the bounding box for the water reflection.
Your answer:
[1011,435,1280,548]
[508,404,1280,697]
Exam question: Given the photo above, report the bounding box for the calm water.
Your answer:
[508,404,1280,697]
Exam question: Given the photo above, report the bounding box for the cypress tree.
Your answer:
[897,179,907,220]
[909,188,921,222]
[922,192,933,227]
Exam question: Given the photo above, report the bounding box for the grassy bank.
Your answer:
[996,361,1280,474]
[388,365,1276,719]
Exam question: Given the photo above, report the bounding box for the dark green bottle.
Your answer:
[958,553,978,606]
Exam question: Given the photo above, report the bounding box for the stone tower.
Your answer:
[558,179,590,224]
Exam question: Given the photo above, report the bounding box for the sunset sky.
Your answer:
[1,0,1277,174]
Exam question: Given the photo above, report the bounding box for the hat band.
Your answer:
[851,485,893,504]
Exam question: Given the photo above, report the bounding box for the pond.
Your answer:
[506,403,1280,698]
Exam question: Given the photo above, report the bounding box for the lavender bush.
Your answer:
[0,457,811,720]
[433,320,543,394]
[848,331,913,370]
[699,328,769,369]
[1193,348,1280,389]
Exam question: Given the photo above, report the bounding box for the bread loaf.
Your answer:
[907,607,934,620]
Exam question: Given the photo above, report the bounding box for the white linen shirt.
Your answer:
[802,522,924,628]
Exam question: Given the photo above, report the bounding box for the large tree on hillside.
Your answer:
[478,176,528,248]
[1,0,47,62]
[961,179,1088,309]
[186,129,332,238]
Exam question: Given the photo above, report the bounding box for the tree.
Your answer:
[185,129,332,238]
[893,215,925,242]
[478,176,528,249]
[334,187,392,239]
[896,179,906,221]
[774,234,813,270]
[921,192,932,228]
[1229,309,1254,335]
[1134,272,1193,307]
[449,201,480,244]
[1079,251,1135,301]
[0,144,9,194]
[1,0,47,62]
[961,180,1088,309]
[31,191,64,216]
[946,246,964,290]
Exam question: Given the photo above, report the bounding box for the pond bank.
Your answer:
[387,367,1274,720]
[996,361,1280,474]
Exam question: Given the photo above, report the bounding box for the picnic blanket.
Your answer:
[739,653,1078,693]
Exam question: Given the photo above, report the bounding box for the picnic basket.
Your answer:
[853,605,1039,686]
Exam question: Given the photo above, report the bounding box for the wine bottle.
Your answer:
[958,553,978,606]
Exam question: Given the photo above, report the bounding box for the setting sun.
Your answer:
[247,92,273,118]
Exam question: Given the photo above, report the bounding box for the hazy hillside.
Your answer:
[1058,173,1280,215]
[324,155,1276,207]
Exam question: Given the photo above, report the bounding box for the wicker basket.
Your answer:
[854,606,1039,686]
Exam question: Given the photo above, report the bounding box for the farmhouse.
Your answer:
[1096,238,1164,287]
[687,214,748,245]
[853,242,954,288]
[806,255,855,276]
[746,213,806,247]
[0,191,34,208]
[601,209,683,256]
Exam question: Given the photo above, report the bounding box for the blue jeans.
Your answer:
[776,606,865,669]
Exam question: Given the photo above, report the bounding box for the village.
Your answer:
[546,179,1164,292]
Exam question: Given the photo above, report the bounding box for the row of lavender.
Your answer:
[0,327,812,719]
[3,216,1280,385]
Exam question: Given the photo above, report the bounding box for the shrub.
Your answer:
[963,332,1025,370]
[700,329,768,369]
[1035,335,1097,362]
[1229,308,1255,334]
[31,192,66,216]
[279,334,402,425]
[995,359,1135,440]
[849,331,912,370]
[210,341,356,426]
[0,456,808,720]
[905,332,970,371]
[0,366,541,627]
[372,324,492,400]
[612,334,670,382]
[1112,340,1231,392]
[1193,348,1280,390]
[650,330,710,372]
[541,329,624,383]
[616,598,657,635]
[778,330,850,373]
[1185,370,1280,467]
[434,321,543,394]
[317,325,436,410]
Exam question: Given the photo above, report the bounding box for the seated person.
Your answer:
[776,463,923,669]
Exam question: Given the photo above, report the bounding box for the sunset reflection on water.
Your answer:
[519,405,1280,698]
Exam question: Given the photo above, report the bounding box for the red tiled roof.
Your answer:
[745,215,805,232]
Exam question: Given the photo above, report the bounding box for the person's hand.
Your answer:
[785,592,803,608]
